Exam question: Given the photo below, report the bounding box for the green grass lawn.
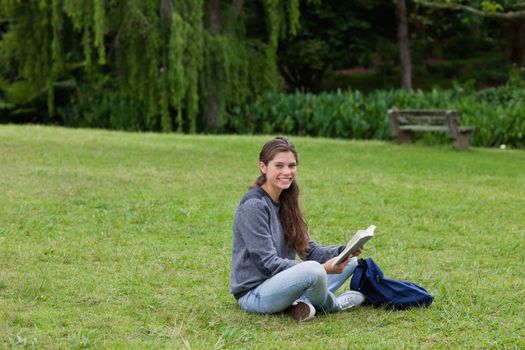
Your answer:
[1,125,524,349]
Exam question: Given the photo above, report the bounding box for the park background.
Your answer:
[1,0,524,147]
[1,0,524,348]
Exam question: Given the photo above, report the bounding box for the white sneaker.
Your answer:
[337,291,365,311]
[289,300,316,321]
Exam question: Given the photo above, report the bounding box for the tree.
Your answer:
[0,0,300,132]
[393,0,525,90]
[397,0,413,90]
[277,0,395,92]
[413,0,525,63]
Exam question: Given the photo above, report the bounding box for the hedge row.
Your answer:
[228,86,525,148]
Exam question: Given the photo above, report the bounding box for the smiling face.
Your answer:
[259,151,297,202]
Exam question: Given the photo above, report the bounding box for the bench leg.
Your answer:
[398,130,412,143]
[453,133,472,150]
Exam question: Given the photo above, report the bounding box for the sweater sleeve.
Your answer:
[236,199,298,277]
[305,239,345,263]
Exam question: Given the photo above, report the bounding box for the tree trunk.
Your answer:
[504,19,525,64]
[209,0,221,34]
[233,0,245,18]
[396,0,413,90]
[204,0,221,131]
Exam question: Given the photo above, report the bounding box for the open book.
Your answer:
[332,225,376,267]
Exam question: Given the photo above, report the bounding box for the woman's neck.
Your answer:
[261,183,281,203]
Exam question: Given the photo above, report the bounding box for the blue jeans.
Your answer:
[237,258,358,315]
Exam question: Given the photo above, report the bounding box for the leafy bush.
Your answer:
[228,86,525,148]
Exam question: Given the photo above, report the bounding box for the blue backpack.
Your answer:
[350,258,434,309]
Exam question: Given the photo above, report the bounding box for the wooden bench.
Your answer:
[388,109,476,149]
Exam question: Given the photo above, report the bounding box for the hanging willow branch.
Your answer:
[0,0,301,132]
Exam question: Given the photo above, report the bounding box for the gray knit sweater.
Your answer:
[230,187,344,300]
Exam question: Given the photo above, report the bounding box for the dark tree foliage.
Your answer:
[277,0,512,92]
[277,0,396,92]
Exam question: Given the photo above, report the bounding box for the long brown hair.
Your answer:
[253,137,309,257]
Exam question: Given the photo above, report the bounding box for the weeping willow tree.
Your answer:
[0,0,300,132]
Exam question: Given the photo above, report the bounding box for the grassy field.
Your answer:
[0,125,524,349]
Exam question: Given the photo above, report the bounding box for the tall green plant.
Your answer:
[230,86,525,148]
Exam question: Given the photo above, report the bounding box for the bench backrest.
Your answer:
[388,109,461,138]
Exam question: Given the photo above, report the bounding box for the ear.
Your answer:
[259,161,267,174]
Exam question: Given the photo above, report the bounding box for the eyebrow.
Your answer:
[274,161,297,165]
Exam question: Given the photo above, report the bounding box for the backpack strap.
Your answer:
[357,258,367,268]
[350,258,368,292]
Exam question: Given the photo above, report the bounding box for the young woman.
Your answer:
[230,137,365,321]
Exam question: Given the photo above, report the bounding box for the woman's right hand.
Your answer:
[323,247,362,274]
[323,256,350,274]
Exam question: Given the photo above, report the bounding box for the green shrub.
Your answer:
[57,83,150,131]
[229,86,525,148]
